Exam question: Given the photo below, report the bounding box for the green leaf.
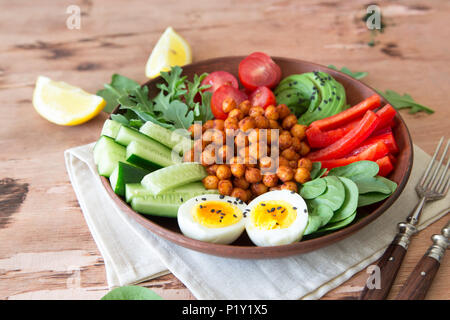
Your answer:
[310,162,327,180]
[328,160,379,180]
[101,286,163,300]
[378,89,434,114]
[197,91,214,123]
[97,74,140,113]
[327,65,368,80]
[157,66,187,101]
[162,100,195,130]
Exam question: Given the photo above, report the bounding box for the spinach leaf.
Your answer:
[328,160,379,180]
[101,286,163,300]
[319,211,357,232]
[353,176,392,194]
[310,162,327,180]
[304,203,334,235]
[299,178,327,199]
[378,90,434,114]
[329,177,358,223]
[310,176,345,211]
[97,74,140,113]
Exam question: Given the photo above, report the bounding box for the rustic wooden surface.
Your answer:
[0,0,449,300]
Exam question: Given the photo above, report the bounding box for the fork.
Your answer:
[359,137,449,300]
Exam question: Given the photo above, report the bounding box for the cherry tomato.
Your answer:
[201,71,239,93]
[238,52,282,90]
[249,86,277,109]
[211,85,248,120]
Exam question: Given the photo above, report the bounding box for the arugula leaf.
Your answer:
[101,286,163,300]
[378,89,434,114]
[97,74,140,113]
[328,65,368,80]
[157,66,187,100]
[198,91,214,123]
[153,92,193,129]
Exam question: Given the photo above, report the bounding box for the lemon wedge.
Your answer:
[32,76,106,126]
[145,26,192,78]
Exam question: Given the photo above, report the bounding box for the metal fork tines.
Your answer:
[408,137,450,226]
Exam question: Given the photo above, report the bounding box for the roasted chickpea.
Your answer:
[233,176,250,190]
[254,115,270,129]
[231,187,249,202]
[206,164,219,176]
[201,146,216,166]
[280,181,298,192]
[297,158,313,171]
[290,124,307,140]
[276,104,291,119]
[224,117,239,130]
[269,119,281,130]
[222,97,236,113]
[282,114,298,130]
[211,130,226,145]
[262,173,279,187]
[278,156,290,168]
[299,141,311,156]
[251,182,268,196]
[291,136,302,153]
[247,128,259,144]
[264,105,279,120]
[230,163,245,178]
[243,154,258,167]
[245,167,262,183]
[248,106,265,118]
[238,146,250,159]
[281,147,300,161]
[294,167,311,184]
[201,129,214,144]
[259,156,274,169]
[188,123,203,138]
[230,156,243,165]
[183,148,194,162]
[289,160,298,169]
[202,175,219,189]
[238,100,251,115]
[249,142,269,160]
[279,133,293,150]
[239,117,256,132]
[276,165,294,182]
[216,164,232,180]
[218,179,233,196]
[217,145,232,163]
[203,119,215,131]
[213,119,225,131]
[228,108,244,121]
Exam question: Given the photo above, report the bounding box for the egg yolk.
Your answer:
[192,200,242,228]
[251,200,297,230]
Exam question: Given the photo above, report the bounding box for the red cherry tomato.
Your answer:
[249,86,277,109]
[201,71,239,93]
[211,85,248,120]
[238,52,282,90]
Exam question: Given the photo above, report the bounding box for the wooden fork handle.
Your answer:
[359,242,407,300]
[395,255,440,300]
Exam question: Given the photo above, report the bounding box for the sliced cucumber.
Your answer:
[125,182,217,203]
[101,119,122,139]
[126,140,180,171]
[131,190,217,217]
[116,125,165,149]
[93,136,127,177]
[139,121,192,153]
[110,162,150,197]
[141,163,208,195]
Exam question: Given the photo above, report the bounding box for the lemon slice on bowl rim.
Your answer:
[145,26,192,78]
[32,76,106,126]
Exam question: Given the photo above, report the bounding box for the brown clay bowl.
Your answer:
[102,56,413,259]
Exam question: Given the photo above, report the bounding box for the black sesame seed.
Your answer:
[290,191,295,194]
[233,214,237,218]
[287,94,291,98]
[261,203,266,206]
[293,81,298,85]
[277,206,281,210]
[324,100,328,104]
[336,96,340,100]
[227,200,232,203]
[304,209,307,213]
[211,209,215,213]
[239,200,244,204]
[180,197,183,202]
[318,107,322,111]
[201,198,206,201]
[293,207,297,210]
[199,205,203,209]
[219,195,225,199]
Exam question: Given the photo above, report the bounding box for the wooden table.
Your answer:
[1,0,448,300]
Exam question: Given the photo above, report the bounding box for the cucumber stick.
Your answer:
[101,119,122,139]
[141,163,208,195]
[109,162,150,197]
[139,122,192,153]
[131,190,218,217]
[125,182,217,203]
[126,140,180,170]
[94,136,127,177]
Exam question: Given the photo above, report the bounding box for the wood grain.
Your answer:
[0,0,449,300]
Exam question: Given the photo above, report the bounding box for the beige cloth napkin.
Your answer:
[64,143,449,299]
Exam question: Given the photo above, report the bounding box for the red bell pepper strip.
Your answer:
[376,155,394,177]
[308,110,381,161]
[308,94,381,131]
[348,128,399,155]
[306,102,395,149]
[319,141,390,170]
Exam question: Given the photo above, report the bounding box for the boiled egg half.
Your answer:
[177,194,248,244]
[245,190,308,246]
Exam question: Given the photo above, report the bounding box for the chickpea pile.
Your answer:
[184,98,313,203]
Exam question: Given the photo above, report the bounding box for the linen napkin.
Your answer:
[64,143,449,299]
